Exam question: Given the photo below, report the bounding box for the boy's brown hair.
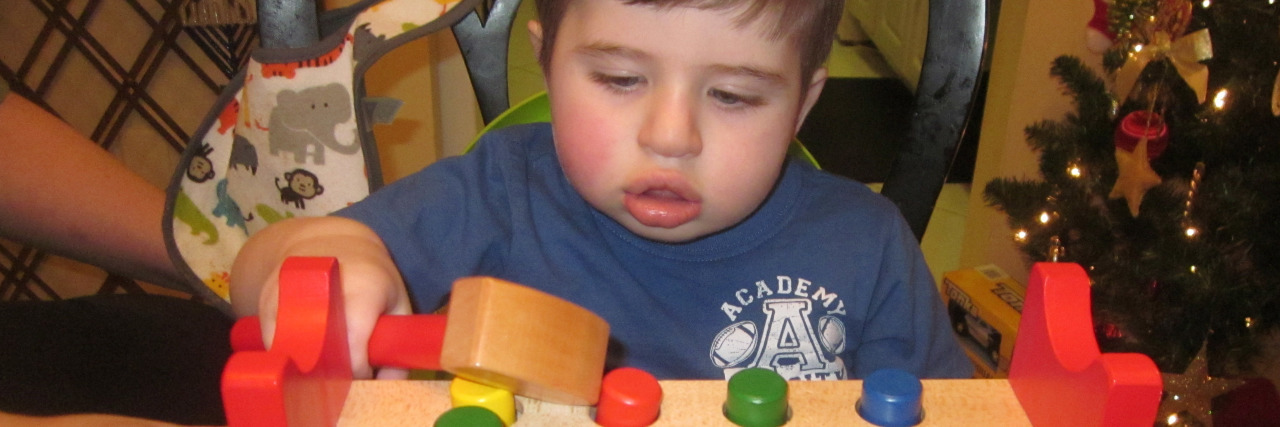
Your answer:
[532,0,845,83]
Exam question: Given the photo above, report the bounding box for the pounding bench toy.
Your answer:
[225,259,1163,426]
[222,256,610,426]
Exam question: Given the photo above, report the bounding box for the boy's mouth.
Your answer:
[623,176,702,229]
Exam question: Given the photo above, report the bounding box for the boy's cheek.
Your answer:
[554,121,620,194]
[553,99,629,163]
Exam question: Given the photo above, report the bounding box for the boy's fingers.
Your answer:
[249,254,407,380]
[340,262,408,379]
[256,275,281,350]
[343,284,380,379]
[375,367,410,380]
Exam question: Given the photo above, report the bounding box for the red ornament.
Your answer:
[1101,322,1125,340]
[1115,110,1169,159]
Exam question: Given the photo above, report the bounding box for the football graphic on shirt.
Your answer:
[818,315,846,354]
[710,321,758,368]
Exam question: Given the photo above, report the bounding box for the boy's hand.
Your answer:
[230,217,411,379]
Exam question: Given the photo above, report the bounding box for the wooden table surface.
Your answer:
[338,379,1030,426]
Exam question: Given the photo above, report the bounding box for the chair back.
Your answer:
[880,0,988,240]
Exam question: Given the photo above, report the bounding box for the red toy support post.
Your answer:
[222,257,352,427]
[1008,262,1163,426]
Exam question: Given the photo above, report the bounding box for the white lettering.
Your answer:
[721,302,742,321]
[811,287,839,308]
[735,289,754,306]
[776,276,793,294]
[754,280,774,299]
[828,300,847,316]
[795,278,811,298]
[754,298,826,372]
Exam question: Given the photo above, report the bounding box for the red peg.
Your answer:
[230,315,265,352]
[229,310,447,371]
[596,367,663,427]
[222,257,351,427]
[366,314,447,368]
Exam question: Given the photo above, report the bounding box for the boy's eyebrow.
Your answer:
[707,64,787,86]
[576,42,648,61]
[575,42,787,86]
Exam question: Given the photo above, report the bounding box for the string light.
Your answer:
[1048,236,1065,262]
[1190,265,1198,274]
[1201,0,1211,8]
[1039,211,1052,224]
[1245,317,1254,328]
[1014,229,1029,242]
[1213,89,1228,110]
[1067,161,1083,178]
[1167,412,1180,425]
[1182,163,1205,240]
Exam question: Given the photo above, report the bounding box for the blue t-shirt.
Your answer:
[336,123,972,380]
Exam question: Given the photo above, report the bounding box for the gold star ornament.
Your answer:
[1110,136,1163,217]
[1158,342,1247,426]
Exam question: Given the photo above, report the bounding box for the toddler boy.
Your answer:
[231,0,973,381]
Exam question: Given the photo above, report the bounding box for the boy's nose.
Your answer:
[638,91,702,159]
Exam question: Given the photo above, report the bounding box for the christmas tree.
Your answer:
[984,0,1280,384]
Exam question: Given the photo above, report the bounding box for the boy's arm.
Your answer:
[230,216,413,379]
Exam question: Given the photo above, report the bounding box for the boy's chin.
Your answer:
[619,218,708,244]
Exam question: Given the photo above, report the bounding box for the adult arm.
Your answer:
[0,411,180,427]
[0,87,183,289]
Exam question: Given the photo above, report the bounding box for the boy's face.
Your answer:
[534,0,826,243]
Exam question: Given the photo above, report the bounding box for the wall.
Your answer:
[960,0,1104,282]
[334,0,545,166]
[325,0,465,181]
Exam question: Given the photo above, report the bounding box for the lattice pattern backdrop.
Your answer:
[0,0,255,300]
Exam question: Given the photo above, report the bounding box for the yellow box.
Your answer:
[942,265,1025,378]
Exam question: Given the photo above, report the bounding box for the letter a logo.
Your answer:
[751,298,826,376]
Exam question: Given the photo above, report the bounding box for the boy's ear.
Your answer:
[527,20,545,64]
[794,67,828,135]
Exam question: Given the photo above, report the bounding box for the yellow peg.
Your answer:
[449,377,516,426]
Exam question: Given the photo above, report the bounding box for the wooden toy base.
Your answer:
[338,379,1030,425]
[227,259,1154,426]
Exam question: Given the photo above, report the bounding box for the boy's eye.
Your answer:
[709,88,763,108]
[591,72,644,92]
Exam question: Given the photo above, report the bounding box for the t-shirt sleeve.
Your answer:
[851,213,975,379]
[333,128,527,311]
